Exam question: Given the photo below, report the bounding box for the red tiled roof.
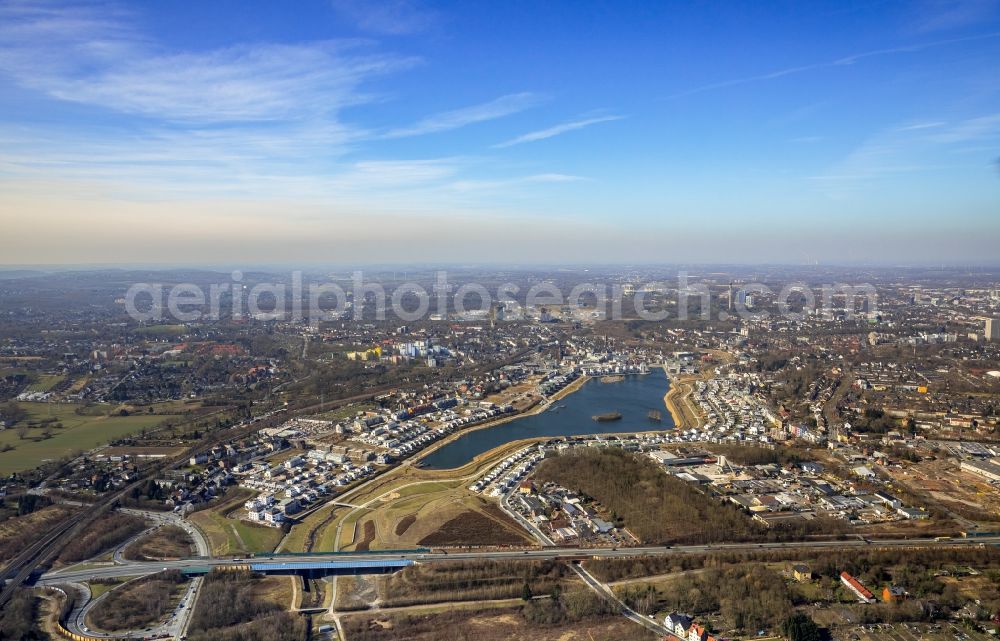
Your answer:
[840,571,874,599]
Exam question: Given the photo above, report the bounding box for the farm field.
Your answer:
[0,402,180,474]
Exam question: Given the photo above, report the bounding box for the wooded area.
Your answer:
[187,570,307,641]
[57,511,147,563]
[88,570,185,631]
[652,564,796,633]
[535,448,765,543]
[0,589,45,641]
[381,559,570,607]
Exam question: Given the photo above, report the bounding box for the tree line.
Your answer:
[57,511,147,563]
[381,559,570,608]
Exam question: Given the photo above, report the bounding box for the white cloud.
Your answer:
[0,1,600,247]
[928,113,1000,142]
[332,159,461,188]
[809,113,1000,195]
[666,31,1000,100]
[895,121,946,131]
[382,93,542,138]
[52,43,410,123]
[330,0,439,35]
[0,2,413,123]
[444,173,584,193]
[494,115,623,148]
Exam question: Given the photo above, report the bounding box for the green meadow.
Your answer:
[0,402,180,474]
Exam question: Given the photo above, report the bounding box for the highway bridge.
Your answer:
[170,558,415,578]
[19,534,1000,641]
[36,534,1000,586]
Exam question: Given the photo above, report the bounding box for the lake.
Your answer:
[419,367,675,469]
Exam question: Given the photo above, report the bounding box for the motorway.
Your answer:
[59,574,202,640]
[40,535,1000,585]
[38,534,996,639]
[117,508,211,557]
[31,508,215,640]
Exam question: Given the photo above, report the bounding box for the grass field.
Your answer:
[87,573,186,632]
[124,525,194,561]
[0,402,181,474]
[27,374,65,393]
[133,324,187,337]
[290,439,538,553]
[66,375,91,394]
[251,575,295,610]
[188,488,283,556]
[313,402,376,422]
[88,580,124,598]
[327,477,530,551]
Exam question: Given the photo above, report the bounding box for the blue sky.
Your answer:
[0,0,998,265]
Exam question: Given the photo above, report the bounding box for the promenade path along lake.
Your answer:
[420,368,674,469]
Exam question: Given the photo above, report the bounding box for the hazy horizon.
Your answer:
[4,260,1000,273]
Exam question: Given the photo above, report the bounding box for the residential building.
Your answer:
[792,564,812,582]
[840,571,875,603]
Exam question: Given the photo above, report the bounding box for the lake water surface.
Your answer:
[420,368,674,469]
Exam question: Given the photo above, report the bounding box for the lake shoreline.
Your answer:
[410,374,592,467]
[419,368,674,470]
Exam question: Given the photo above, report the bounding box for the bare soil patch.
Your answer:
[394,514,416,537]
[417,509,529,547]
[357,520,376,551]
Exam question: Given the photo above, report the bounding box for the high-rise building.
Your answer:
[987,318,1000,342]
